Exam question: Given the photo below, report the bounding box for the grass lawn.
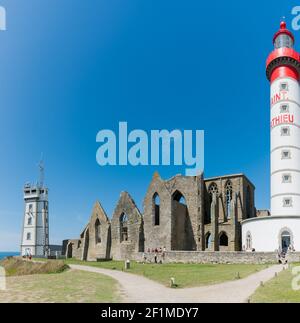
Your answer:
[250,264,300,303]
[40,258,268,288]
[0,270,120,303]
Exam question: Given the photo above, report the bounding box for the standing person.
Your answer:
[142,252,147,264]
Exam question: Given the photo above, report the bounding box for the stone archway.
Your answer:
[219,231,229,251]
[66,242,73,258]
[171,190,196,251]
[205,232,212,250]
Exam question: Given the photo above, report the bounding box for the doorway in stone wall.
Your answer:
[278,227,294,254]
[66,243,73,258]
[281,231,291,253]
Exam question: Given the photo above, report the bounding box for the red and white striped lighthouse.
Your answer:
[267,21,300,217]
[242,22,300,252]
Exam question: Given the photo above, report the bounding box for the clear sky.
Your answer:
[0,0,298,251]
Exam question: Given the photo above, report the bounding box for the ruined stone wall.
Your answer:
[63,239,82,259]
[82,201,111,261]
[61,239,68,256]
[143,173,172,251]
[143,173,203,252]
[133,251,300,264]
[172,202,190,250]
[204,175,255,222]
[111,192,144,260]
[63,173,258,261]
[203,175,256,251]
[169,176,202,251]
[242,176,256,220]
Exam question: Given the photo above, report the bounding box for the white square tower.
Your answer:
[21,178,49,257]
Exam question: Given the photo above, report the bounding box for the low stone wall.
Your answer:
[132,251,300,264]
[287,253,300,263]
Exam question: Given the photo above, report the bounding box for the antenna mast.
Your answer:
[38,155,45,188]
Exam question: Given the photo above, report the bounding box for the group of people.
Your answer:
[277,244,295,264]
[279,244,295,256]
[142,247,167,264]
[288,244,296,252]
[242,245,256,252]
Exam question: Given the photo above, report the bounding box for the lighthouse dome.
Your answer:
[273,21,294,49]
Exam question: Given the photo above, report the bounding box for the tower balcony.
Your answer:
[266,47,300,82]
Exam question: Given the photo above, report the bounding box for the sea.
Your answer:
[0,252,19,260]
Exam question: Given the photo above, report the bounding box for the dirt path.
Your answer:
[69,264,286,303]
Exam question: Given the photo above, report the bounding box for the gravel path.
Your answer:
[69,264,286,303]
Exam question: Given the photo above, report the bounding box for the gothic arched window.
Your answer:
[153,193,160,226]
[207,183,219,223]
[120,213,129,242]
[205,232,212,249]
[246,231,252,250]
[225,181,233,219]
[172,191,187,205]
[95,218,101,244]
[209,183,219,196]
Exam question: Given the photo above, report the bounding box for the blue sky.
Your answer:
[0,0,298,251]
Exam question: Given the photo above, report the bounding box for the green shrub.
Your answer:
[0,258,69,276]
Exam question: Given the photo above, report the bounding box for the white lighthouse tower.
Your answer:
[269,21,300,217]
[21,161,50,257]
[242,21,300,252]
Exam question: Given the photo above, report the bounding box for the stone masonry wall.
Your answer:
[143,173,203,252]
[82,201,111,261]
[133,251,300,264]
[203,175,255,252]
[111,191,144,260]
[63,173,259,261]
